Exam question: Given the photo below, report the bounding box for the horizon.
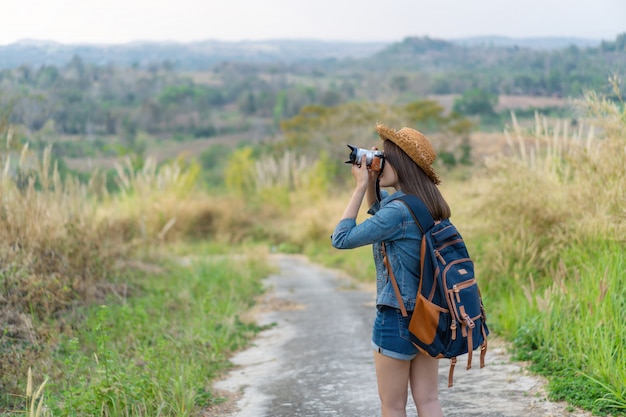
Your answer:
[2,0,625,46]
[3,33,617,48]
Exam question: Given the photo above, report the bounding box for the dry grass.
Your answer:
[432,83,626,306]
[0,142,129,394]
[0,140,257,397]
[461,85,626,414]
[428,94,570,113]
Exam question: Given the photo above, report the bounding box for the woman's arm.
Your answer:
[365,174,378,208]
[332,201,405,249]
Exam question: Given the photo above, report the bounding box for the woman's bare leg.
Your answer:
[374,350,411,417]
[409,354,443,417]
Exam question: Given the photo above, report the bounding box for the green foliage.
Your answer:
[221,145,333,245]
[224,147,256,194]
[402,100,474,167]
[372,35,626,97]
[4,255,271,415]
[306,242,375,282]
[453,88,498,116]
[279,105,332,149]
[199,143,233,189]
[0,133,239,404]
[239,91,257,115]
[601,33,626,52]
[381,36,455,55]
[157,84,224,108]
[390,75,409,92]
[467,90,626,415]
[437,150,457,167]
[273,91,287,125]
[403,100,449,128]
[0,138,130,398]
[306,151,336,200]
[508,240,626,416]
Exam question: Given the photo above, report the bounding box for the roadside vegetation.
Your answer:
[465,86,625,415]
[0,114,273,414]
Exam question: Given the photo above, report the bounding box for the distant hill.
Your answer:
[0,39,390,70]
[449,36,602,50]
[0,35,607,70]
[364,35,625,77]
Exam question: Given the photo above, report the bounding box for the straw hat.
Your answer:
[376,124,440,184]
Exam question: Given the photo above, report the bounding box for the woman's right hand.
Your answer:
[340,154,370,220]
[352,154,370,188]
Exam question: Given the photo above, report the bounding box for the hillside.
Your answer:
[0,35,615,70]
[0,39,390,69]
[450,35,602,49]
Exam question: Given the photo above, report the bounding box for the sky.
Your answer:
[1,0,624,46]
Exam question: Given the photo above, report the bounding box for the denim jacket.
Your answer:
[331,189,423,311]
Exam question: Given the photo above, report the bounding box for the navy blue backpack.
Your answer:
[382,194,489,387]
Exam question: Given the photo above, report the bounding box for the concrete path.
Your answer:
[210,255,591,417]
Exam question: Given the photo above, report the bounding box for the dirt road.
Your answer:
[210,255,591,417]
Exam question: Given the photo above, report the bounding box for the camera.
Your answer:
[346,144,385,172]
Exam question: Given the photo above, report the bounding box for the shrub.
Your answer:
[467,85,626,415]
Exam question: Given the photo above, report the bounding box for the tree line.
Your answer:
[0,33,623,158]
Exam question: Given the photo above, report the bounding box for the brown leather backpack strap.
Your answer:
[448,357,457,387]
[382,242,408,317]
[480,327,488,368]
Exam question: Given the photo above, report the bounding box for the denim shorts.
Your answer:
[371,305,419,361]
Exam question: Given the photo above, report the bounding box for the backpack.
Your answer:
[382,194,489,387]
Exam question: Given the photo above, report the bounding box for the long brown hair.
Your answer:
[383,140,451,220]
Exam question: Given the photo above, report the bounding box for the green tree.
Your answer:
[452,89,498,116]
[199,143,232,188]
[224,147,256,194]
[404,100,447,127]
[320,90,342,107]
[240,91,257,115]
[391,75,409,92]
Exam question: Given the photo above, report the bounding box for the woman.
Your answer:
[331,124,450,417]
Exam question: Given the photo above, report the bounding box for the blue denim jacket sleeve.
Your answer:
[331,190,422,311]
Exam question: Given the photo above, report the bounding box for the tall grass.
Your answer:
[465,85,626,415]
[0,135,127,396]
[0,114,267,409]
[222,146,337,251]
